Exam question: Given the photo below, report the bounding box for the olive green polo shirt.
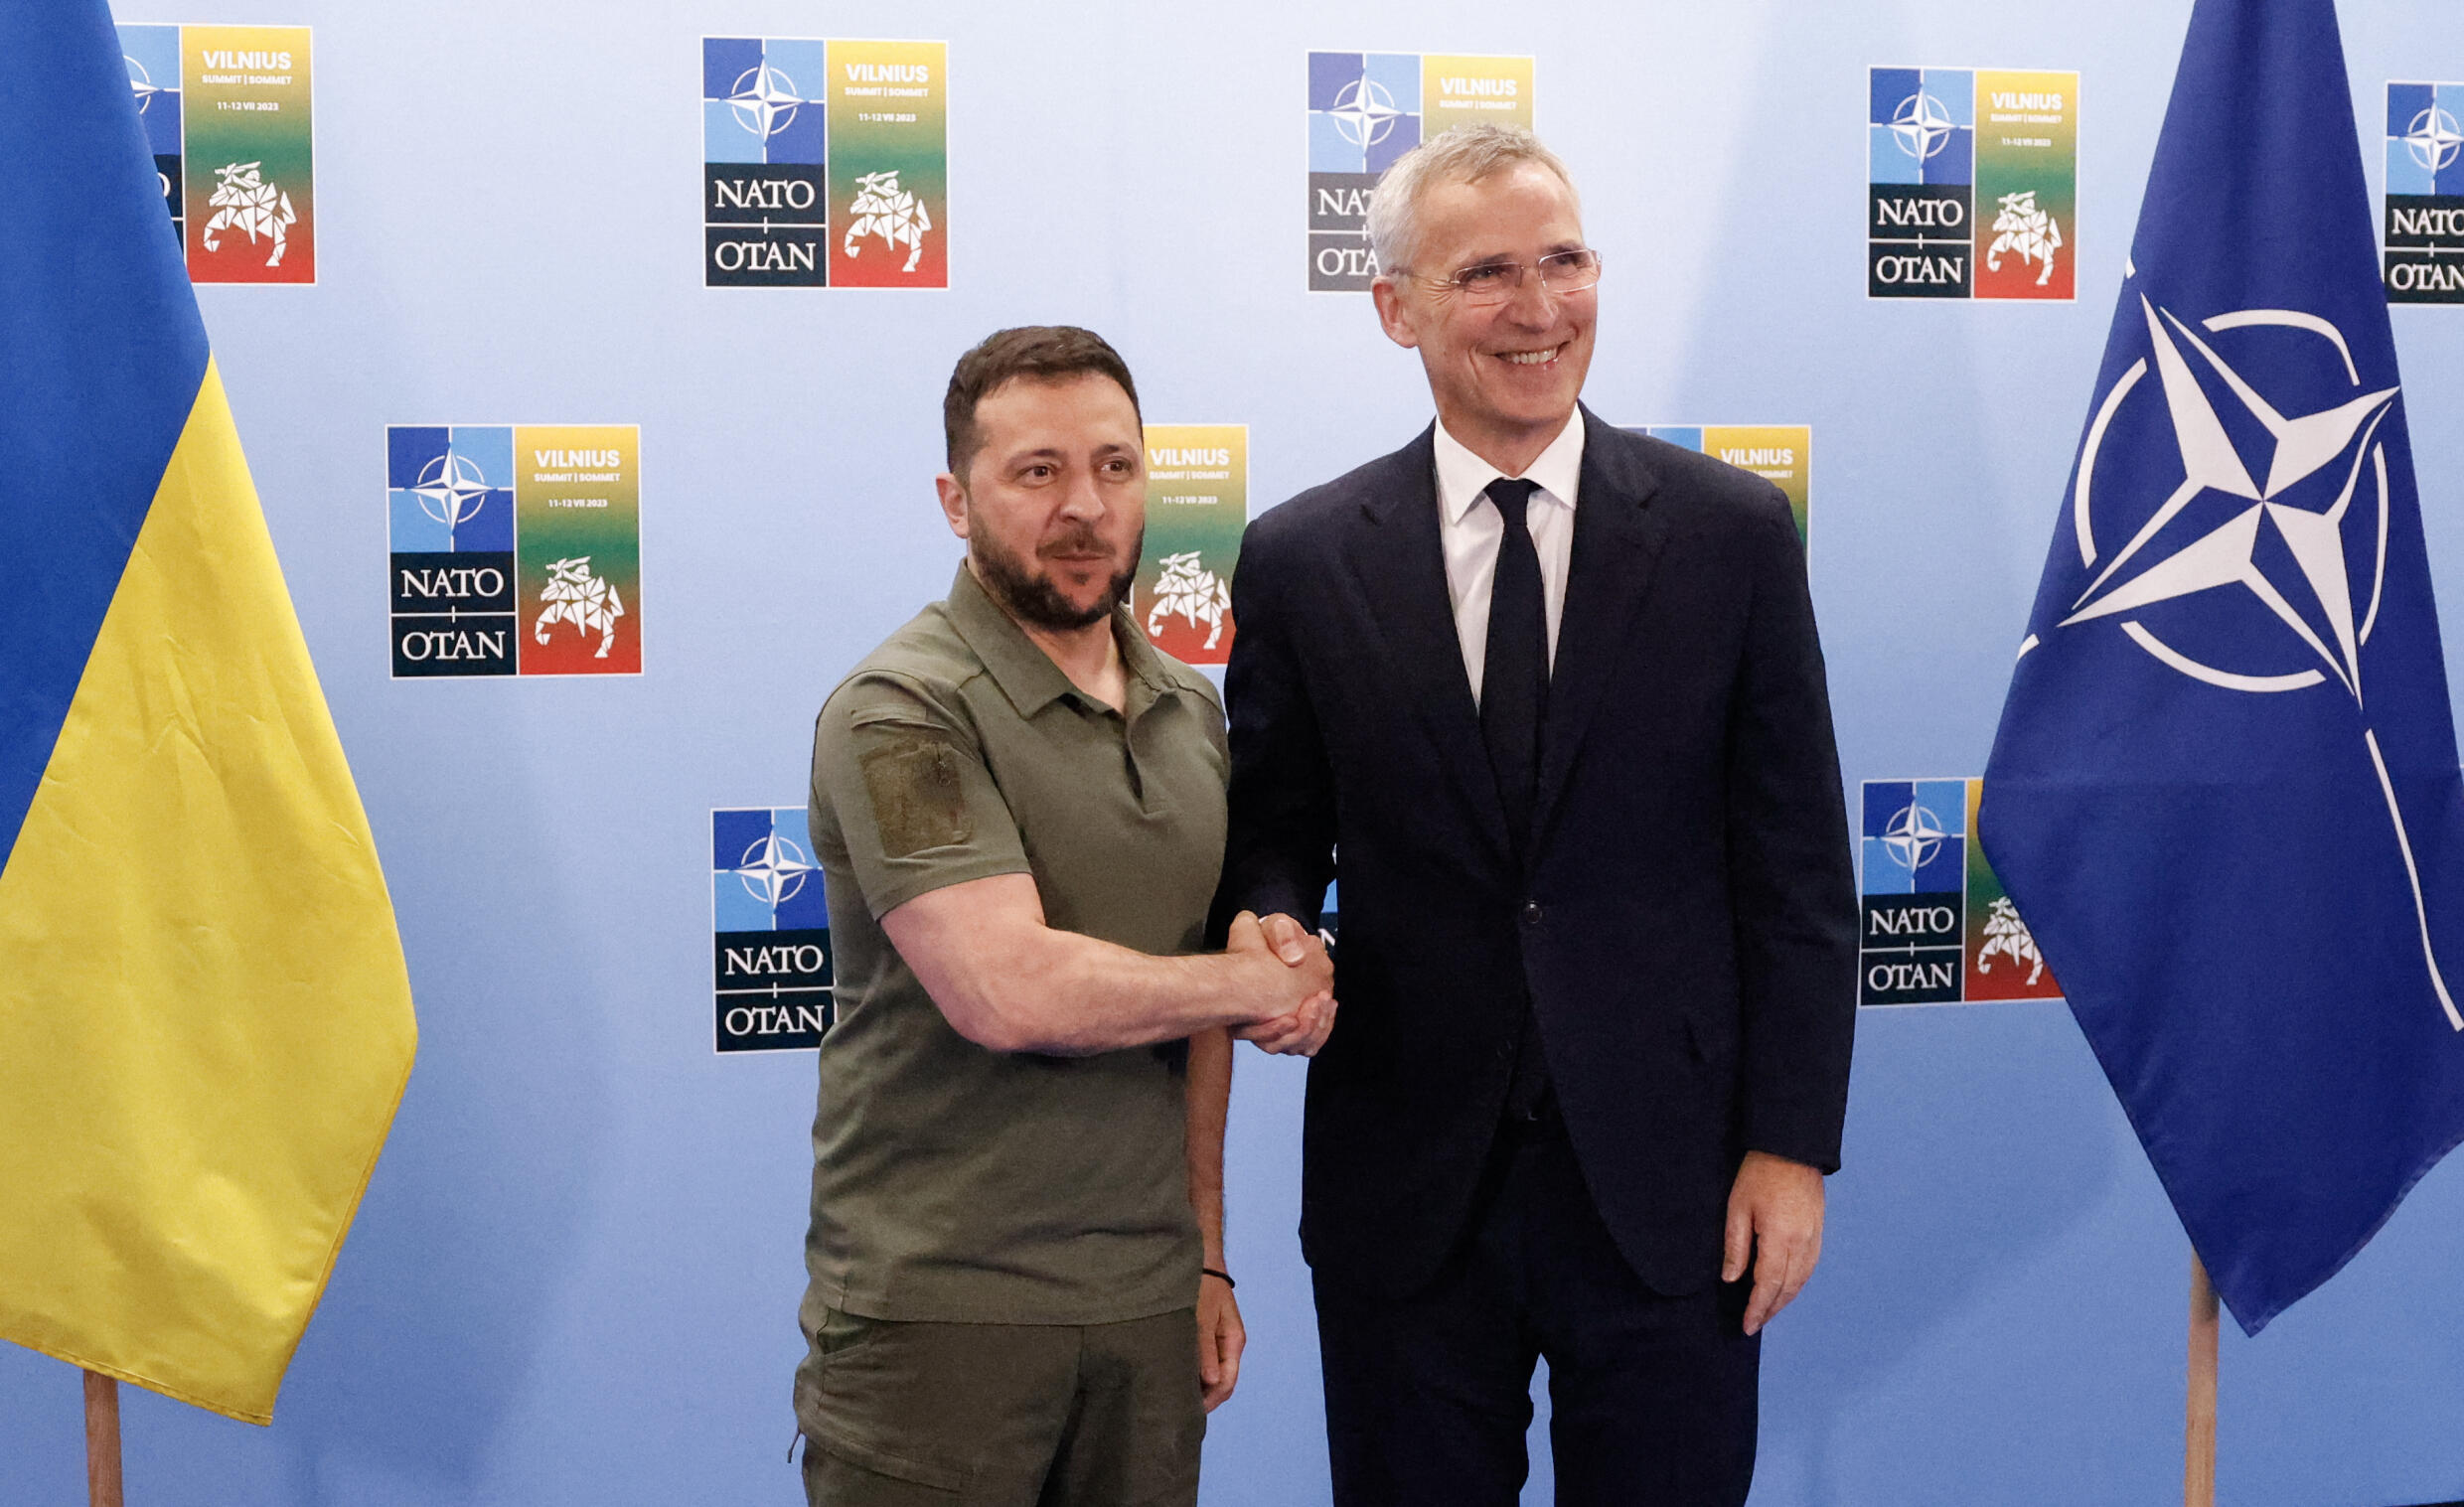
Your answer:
[801,563,1229,1326]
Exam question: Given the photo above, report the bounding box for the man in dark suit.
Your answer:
[1214,125,1857,1505]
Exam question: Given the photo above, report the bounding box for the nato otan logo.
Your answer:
[388,426,516,675]
[2385,82,2464,303]
[703,38,827,285]
[1306,51,1532,291]
[1307,53,1422,291]
[712,807,833,1052]
[1859,778,2059,1005]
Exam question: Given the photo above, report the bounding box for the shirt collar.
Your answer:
[1433,410,1587,527]
[943,561,1175,719]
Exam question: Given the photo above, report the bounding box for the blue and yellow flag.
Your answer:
[1983,0,2464,1333]
[0,3,415,1422]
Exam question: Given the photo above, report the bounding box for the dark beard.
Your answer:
[969,518,1141,632]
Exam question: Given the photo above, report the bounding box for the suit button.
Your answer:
[1522,903,1544,925]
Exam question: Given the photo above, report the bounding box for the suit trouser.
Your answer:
[1313,1116,1760,1507]
[794,1305,1204,1507]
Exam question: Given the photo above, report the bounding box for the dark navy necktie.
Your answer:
[1480,478,1557,1126]
[1479,478,1549,850]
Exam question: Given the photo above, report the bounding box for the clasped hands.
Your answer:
[1223,910,1336,1056]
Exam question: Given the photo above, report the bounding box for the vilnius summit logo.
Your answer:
[1637,425,1812,550]
[1859,778,2059,1006]
[702,37,949,288]
[386,425,643,678]
[1868,66,2077,301]
[117,22,317,283]
[1135,426,1248,667]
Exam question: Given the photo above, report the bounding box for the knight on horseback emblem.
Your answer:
[844,170,932,274]
[1973,895,2047,985]
[1985,189,2063,287]
[202,161,296,267]
[536,556,626,660]
[1145,551,1231,652]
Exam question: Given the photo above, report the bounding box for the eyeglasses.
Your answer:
[1414,248,1603,305]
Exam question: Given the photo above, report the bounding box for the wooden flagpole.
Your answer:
[2186,1252,2219,1507]
[84,1370,123,1507]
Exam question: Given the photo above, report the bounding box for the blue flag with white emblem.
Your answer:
[1981,0,2464,1334]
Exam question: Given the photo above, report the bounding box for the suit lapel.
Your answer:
[1535,411,1672,837]
[1340,428,1514,865]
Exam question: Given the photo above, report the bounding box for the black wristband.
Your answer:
[1200,1267,1236,1289]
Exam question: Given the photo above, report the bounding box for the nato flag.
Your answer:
[1981,0,2464,1334]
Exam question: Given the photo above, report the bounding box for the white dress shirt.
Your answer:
[1433,411,1586,707]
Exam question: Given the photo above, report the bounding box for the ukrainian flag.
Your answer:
[0,3,415,1423]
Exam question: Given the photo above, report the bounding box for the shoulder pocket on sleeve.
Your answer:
[859,732,976,858]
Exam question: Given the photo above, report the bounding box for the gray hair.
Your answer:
[1365,123,1581,277]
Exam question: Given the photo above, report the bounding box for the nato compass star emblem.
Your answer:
[2405,105,2463,174]
[2030,290,2460,1027]
[1891,90,1955,162]
[124,55,160,113]
[1882,801,1948,875]
[2058,298,2396,698]
[728,64,804,139]
[409,450,493,539]
[1327,75,1404,150]
[734,831,815,908]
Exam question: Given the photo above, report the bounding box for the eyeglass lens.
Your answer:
[1452,250,1601,301]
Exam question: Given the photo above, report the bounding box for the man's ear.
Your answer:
[1370,276,1421,351]
[934,472,970,539]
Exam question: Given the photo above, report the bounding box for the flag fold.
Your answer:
[0,0,415,1423]
[1982,0,2464,1333]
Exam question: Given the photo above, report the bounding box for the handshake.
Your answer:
[1222,910,1337,1057]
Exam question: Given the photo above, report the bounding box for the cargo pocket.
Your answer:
[793,1306,889,1441]
[795,1309,973,1503]
[801,1426,968,1502]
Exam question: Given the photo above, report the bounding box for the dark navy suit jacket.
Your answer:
[1212,410,1858,1297]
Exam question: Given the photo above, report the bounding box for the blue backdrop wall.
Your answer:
[8,1,2464,1503]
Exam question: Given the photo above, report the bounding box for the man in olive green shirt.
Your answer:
[795,326,1334,1507]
